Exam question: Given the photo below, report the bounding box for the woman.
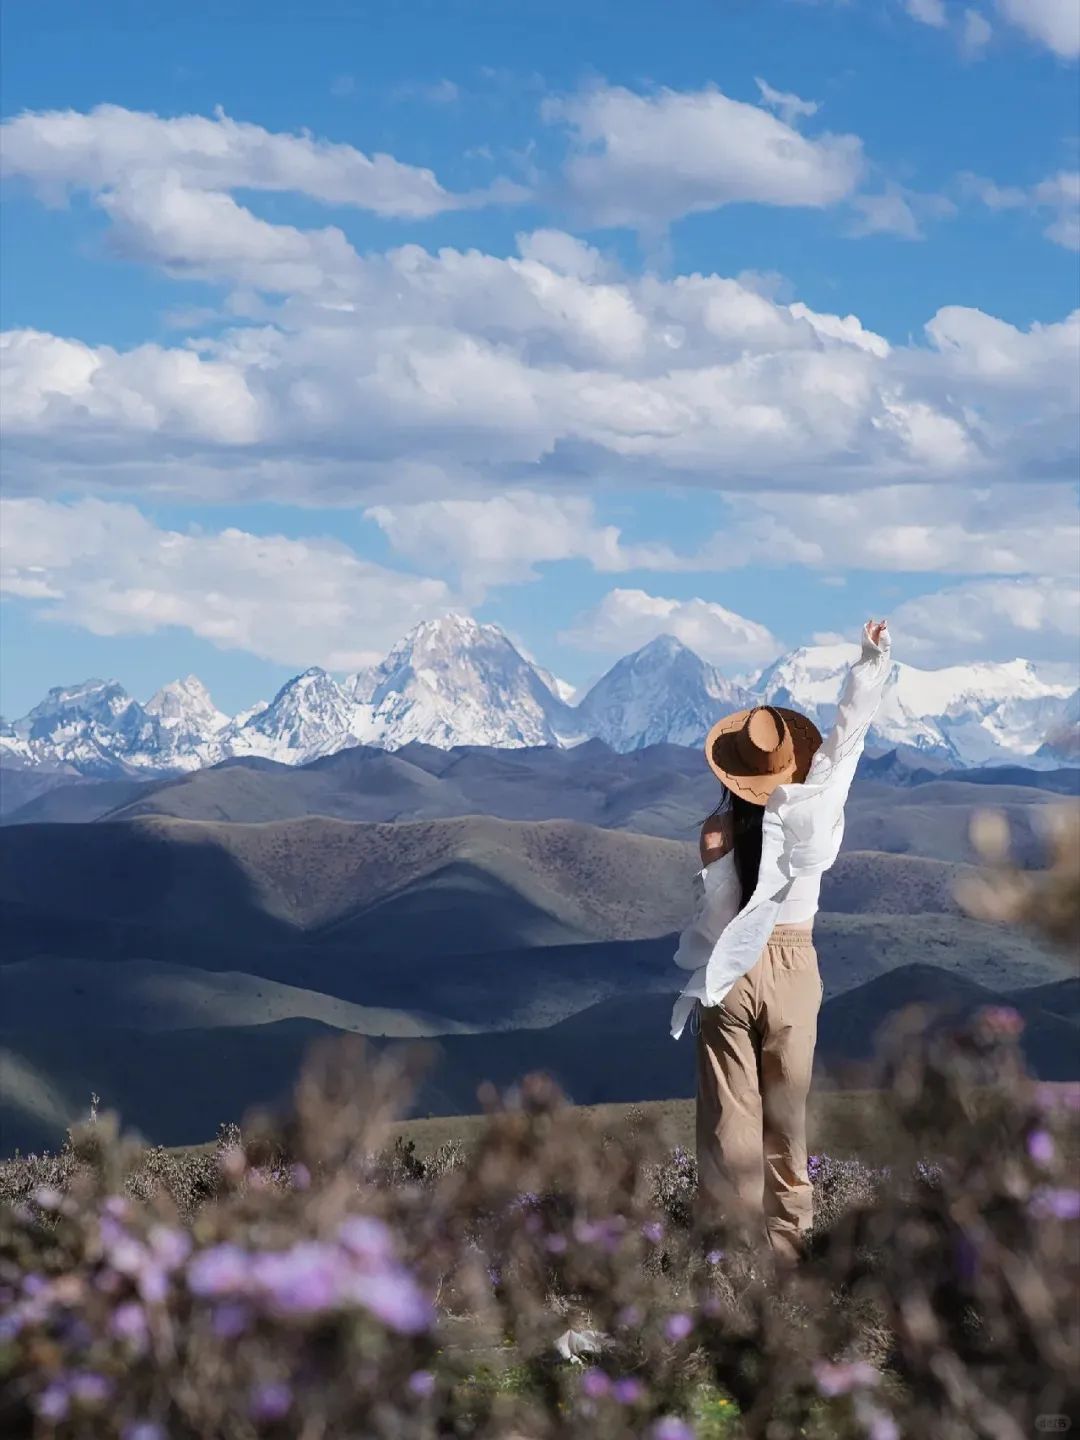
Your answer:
[671,619,893,1263]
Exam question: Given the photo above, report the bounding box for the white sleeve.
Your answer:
[805,622,893,789]
[673,856,740,971]
[771,624,893,882]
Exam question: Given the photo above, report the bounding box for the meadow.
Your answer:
[0,808,1075,1438]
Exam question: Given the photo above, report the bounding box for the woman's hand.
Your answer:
[866,618,888,648]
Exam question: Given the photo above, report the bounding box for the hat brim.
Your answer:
[705,707,823,805]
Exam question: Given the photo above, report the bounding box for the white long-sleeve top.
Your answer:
[670,624,894,1039]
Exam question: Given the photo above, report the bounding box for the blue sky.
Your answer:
[1,0,1078,716]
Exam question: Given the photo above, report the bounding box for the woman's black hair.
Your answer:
[706,785,763,911]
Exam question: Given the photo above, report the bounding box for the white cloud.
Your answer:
[849,182,957,240]
[703,483,1080,578]
[849,187,923,239]
[963,169,1080,250]
[754,77,820,124]
[904,0,948,28]
[0,104,521,218]
[891,578,1080,664]
[544,83,863,229]
[0,498,454,670]
[561,588,782,667]
[392,78,460,105]
[961,9,994,54]
[1,328,262,443]
[1,109,1077,506]
[366,477,1079,595]
[366,492,680,586]
[994,0,1080,57]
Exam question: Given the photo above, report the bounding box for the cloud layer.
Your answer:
[0,498,454,670]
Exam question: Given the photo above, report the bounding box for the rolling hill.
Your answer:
[4,965,1075,1154]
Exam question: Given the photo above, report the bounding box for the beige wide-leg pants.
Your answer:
[695,923,821,1264]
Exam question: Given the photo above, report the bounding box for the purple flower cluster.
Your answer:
[185,1216,432,1333]
[813,1359,881,1397]
[33,1371,113,1421]
[651,1418,695,1440]
[573,1215,627,1253]
[1029,1187,1080,1222]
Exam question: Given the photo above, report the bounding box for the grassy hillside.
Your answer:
[4,962,1075,1155]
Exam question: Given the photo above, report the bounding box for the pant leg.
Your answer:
[758,940,821,1264]
[695,965,765,1237]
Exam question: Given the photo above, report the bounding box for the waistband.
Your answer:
[767,923,814,944]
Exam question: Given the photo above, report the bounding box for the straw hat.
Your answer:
[705,704,823,805]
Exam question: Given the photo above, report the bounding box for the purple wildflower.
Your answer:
[1027,1129,1055,1166]
[148,1225,191,1271]
[110,1302,148,1348]
[22,1273,47,1297]
[0,1311,24,1343]
[642,1221,665,1244]
[337,1215,393,1264]
[35,1382,70,1421]
[813,1359,880,1397]
[250,1243,339,1315]
[807,1154,823,1182]
[103,1195,131,1220]
[249,1381,292,1422]
[582,1369,611,1399]
[71,1372,112,1404]
[137,1266,169,1305]
[706,1248,725,1265]
[863,1407,900,1440]
[122,1423,166,1440]
[651,1418,695,1440]
[290,1163,311,1191]
[545,1234,568,1255]
[664,1312,694,1343]
[107,1235,149,1277]
[616,1304,643,1328]
[1030,1187,1080,1221]
[212,1302,251,1338]
[187,1243,251,1298]
[408,1370,436,1398]
[33,1186,63,1211]
[613,1377,645,1404]
[347,1267,432,1334]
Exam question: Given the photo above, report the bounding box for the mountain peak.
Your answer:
[145,675,229,742]
[633,633,689,662]
[576,638,751,751]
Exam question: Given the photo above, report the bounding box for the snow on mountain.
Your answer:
[144,676,230,770]
[1,617,1075,777]
[210,669,366,765]
[573,634,753,751]
[1039,689,1080,762]
[753,644,1076,767]
[354,613,570,749]
[534,665,578,706]
[0,679,167,776]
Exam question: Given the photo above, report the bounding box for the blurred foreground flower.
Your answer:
[958,803,1080,952]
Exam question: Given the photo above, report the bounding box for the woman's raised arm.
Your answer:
[804,619,892,787]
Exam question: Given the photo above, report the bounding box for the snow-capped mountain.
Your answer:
[1,617,1076,777]
[3,680,167,776]
[210,668,367,766]
[350,614,571,750]
[753,643,1077,768]
[145,676,230,762]
[574,635,752,750]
